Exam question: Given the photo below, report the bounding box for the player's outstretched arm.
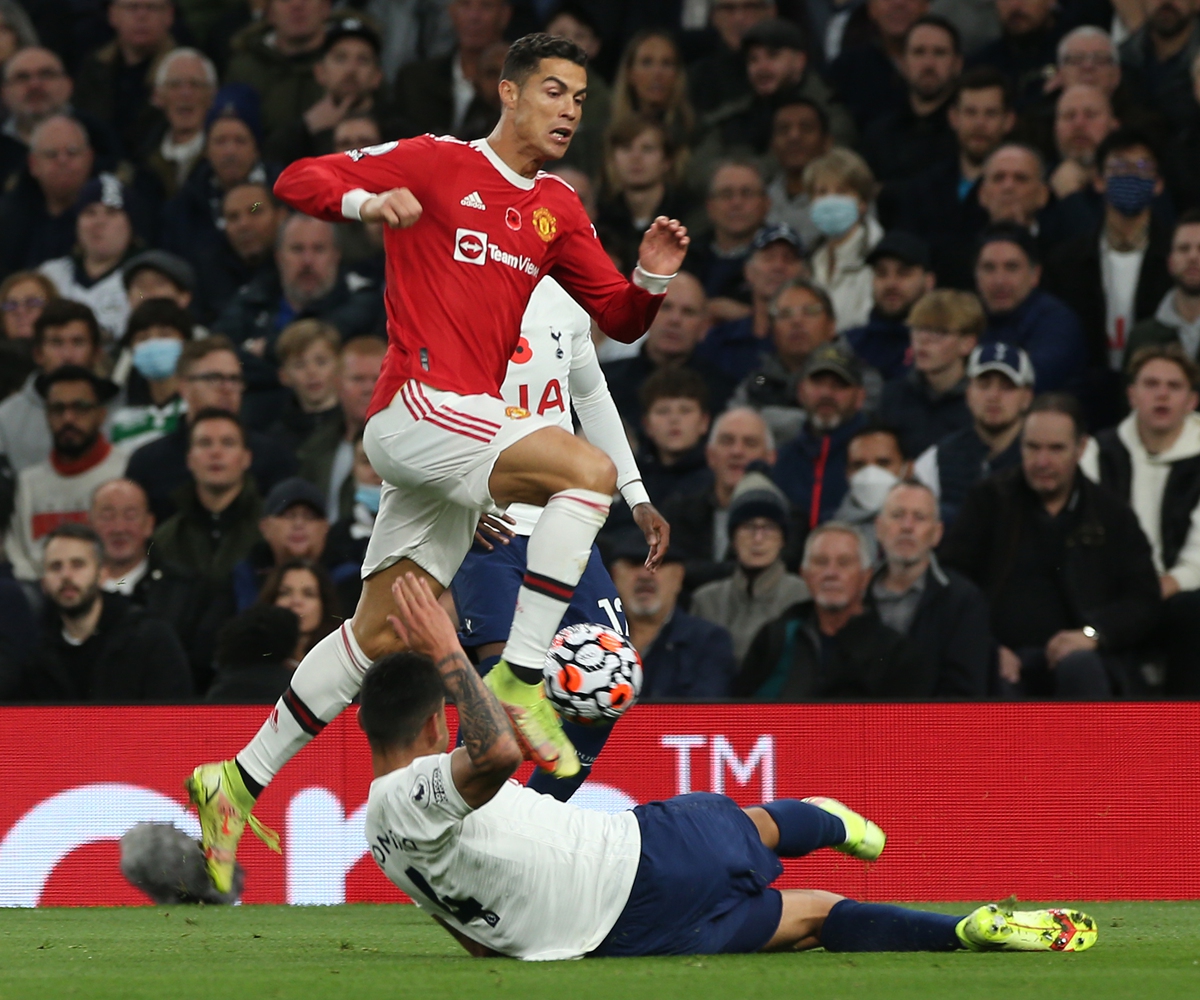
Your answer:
[388,574,522,808]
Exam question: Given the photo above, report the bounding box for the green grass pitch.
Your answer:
[1,902,1198,1000]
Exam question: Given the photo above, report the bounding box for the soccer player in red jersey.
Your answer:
[186,33,688,892]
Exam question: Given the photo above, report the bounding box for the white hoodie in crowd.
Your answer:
[1080,411,1200,589]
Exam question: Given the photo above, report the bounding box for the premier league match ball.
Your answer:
[543,623,643,726]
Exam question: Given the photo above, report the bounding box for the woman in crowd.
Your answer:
[610,29,695,155]
[804,148,882,331]
[258,558,341,663]
[0,271,55,401]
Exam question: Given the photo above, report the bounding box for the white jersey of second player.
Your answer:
[365,751,641,961]
[500,277,647,535]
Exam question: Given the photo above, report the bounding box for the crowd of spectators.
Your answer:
[1,0,1200,706]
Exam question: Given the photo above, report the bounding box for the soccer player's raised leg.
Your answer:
[481,424,617,777]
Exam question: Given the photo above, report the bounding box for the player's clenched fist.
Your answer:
[361,187,423,228]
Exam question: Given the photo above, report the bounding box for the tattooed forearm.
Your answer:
[436,652,515,765]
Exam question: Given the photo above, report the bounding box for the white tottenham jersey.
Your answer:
[501,277,594,534]
[365,752,641,961]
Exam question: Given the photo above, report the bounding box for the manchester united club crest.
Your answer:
[506,406,531,419]
[506,207,521,231]
[532,207,557,242]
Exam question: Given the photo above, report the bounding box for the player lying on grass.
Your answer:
[362,573,1099,960]
[186,31,685,892]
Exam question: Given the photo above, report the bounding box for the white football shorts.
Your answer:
[361,379,551,586]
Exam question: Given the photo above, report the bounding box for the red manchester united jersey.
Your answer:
[274,135,664,417]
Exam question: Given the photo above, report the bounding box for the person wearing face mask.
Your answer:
[109,299,193,449]
[1043,129,1174,426]
[772,342,869,533]
[804,150,884,332]
[866,479,991,698]
[690,471,809,665]
[832,424,911,556]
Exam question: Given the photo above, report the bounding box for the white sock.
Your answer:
[502,488,610,672]
[236,623,372,791]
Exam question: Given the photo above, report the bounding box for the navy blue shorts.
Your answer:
[592,793,784,957]
[451,535,626,648]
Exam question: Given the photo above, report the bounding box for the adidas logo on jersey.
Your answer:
[460,191,487,210]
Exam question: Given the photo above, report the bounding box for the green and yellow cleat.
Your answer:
[802,796,887,861]
[484,659,580,778]
[185,760,280,894]
[956,902,1098,952]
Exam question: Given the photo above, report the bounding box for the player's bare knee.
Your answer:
[574,452,616,496]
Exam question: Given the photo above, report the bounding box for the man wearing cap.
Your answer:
[695,223,807,383]
[264,17,399,165]
[865,479,992,697]
[5,364,128,581]
[975,221,1087,393]
[913,342,1033,525]
[696,18,855,186]
[0,299,104,473]
[690,470,808,664]
[123,248,197,315]
[608,535,738,700]
[39,173,141,339]
[161,85,275,267]
[771,342,868,531]
[860,15,962,184]
[844,231,936,381]
[226,0,333,137]
[395,0,510,137]
[73,0,178,156]
[231,476,337,610]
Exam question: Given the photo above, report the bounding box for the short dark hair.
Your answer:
[125,299,193,345]
[849,421,907,460]
[975,221,1040,268]
[906,13,962,54]
[639,367,710,416]
[178,334,239,376]
[1095,126,1159,175]
[1026,392,1086,439]
[44,521,103,562]
[770,90,830,134]
[33,299,101,351]
[501,32,587,87]
[187,407,245,448]
[358,651,446,752]
[953,66,1012,112]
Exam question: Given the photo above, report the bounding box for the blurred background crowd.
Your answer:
[1,0,1199,705]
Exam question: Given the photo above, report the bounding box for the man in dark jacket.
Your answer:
[940,394,1161,698]
[844,232,935,381]
[1043,128,1175,425]
[193,182,284,326]
[735,521,919,699]
[21,523,191,701]
[151,408,263,588]
[126,337,296,523]
[1124,210,1200,364]
[913,342,1033,525]
[609,538,736,700]
[868,480,991,697]
[965,0,1064,111]
[878,287,979,457]
[772,342,867,527]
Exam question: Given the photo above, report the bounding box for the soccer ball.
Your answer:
[542,623,643,726]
